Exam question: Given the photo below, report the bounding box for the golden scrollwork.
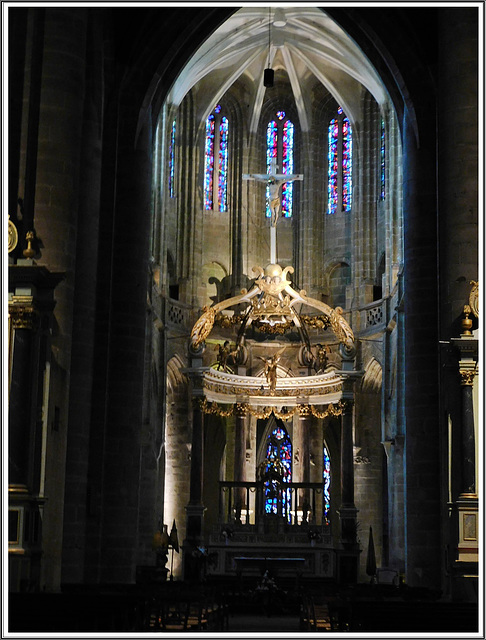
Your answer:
[459,369,476,386]
[9,306,38,330]
[329,307,353,347]
[8,217,18,253]
[301,315,331,330]
[214,312,242,328]
[253,320,292,334]
[251,292,292,316]
[307,401,345,419]
[199,399,346,421]
[190,305,216,347]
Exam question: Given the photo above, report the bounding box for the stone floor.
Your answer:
[227,612,302,633]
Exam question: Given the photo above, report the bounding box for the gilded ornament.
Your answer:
[23,230,35,259]
[253,263,294,296]
[459,369,476,386]
[8,217,18,253]
[461,305,473,335]
[190,305,216,347]
[9,305,38,330]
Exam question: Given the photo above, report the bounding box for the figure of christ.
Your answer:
[243,163,303,227]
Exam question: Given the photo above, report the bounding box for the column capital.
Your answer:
[459,368,477,386]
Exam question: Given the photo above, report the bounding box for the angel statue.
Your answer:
[216,341,238,372]
[258,347,285,395]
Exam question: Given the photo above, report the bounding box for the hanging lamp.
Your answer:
[264,8,274,88]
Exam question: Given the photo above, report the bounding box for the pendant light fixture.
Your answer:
[264,7,274,88]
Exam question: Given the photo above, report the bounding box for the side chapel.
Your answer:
[7,4,480,607]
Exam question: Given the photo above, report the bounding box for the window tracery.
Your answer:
[327,107,352,214]
[323,443,331,525]
[204,105,229,211]
[263,425,292,521]
[266,111,295,218]
[169,119,176,198]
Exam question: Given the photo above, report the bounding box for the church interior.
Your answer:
[6,3,481,634]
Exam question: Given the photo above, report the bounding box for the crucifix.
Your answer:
[243,159,303,264]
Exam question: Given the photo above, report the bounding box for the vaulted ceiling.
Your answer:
[166,6,389,132]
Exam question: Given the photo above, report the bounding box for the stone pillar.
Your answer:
[299,413,311,523]
[183,364,206,581]
[403,101,441,589]
[234,407,247,522]
[336,343,360,584]
[340,398,355,510]
[437,8,478,599]
[187,401,205,537]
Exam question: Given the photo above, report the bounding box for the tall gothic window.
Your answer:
[169,119,176,198]
[263,424,292,522]
[323,443,331,525]
[327,107,352,214]
[380,118,386,200]
[204,105,229,211]
[266,110,295,218]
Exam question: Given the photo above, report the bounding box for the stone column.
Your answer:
[187,400,205,537]
[299,413,311,523]
[234,407,247,522]
[336,343,359,584]
[183,364,206,581]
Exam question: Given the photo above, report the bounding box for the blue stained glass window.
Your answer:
[266,121,278,218]
[266,114,295,218]
[169,119,176,198]
[323,444,331,525]
[218,117,229,212]
[327,118,339,214]
[380,119,385,199]
[204,107,229,211]
[264,425,292,522]
[342,117,352,212]
[281,120,294,217]
[327,108,352,214]
[204,115,215,210]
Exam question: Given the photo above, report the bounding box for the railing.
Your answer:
[360,299,386,331]
[165,298,193,332]
[219,480,328,527]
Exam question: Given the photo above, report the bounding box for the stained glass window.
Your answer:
[266,121,278,218]
[327,107,352,214]
[204,115,215,210]
[204,106,229,211]
[323,444,331,525]
[282,120,294,217]
[380,119,385,200]
[327,118,339,215]
[169,119,176,198]
[264,425,292,522]
[218,117,229,211]
[266,112,295,218]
